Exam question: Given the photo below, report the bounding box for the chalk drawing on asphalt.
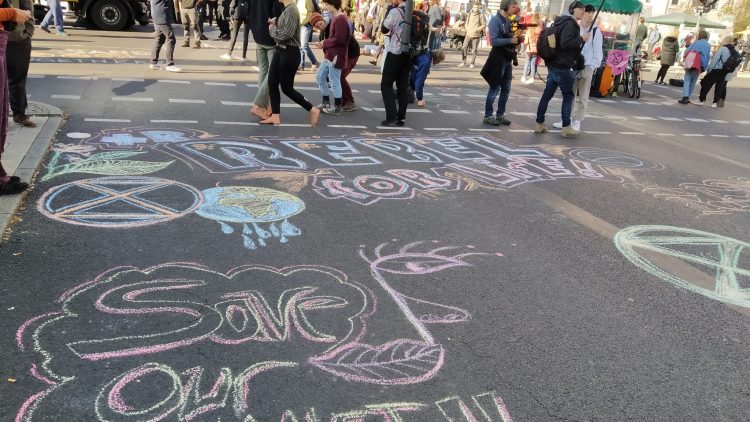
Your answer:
[37,176,203,228]
[43,144,174,181]
[625,177,750,216]
[615,225,750,307]
[195,186,305,250]
[16,242,504,420]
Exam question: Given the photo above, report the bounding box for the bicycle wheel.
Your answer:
[621,70,629,95]
[627,69,637,98]
[634,71,641,99]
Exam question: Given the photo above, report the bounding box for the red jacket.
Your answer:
[322,14,351,69]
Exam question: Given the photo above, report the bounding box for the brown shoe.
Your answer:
[193,42,201,49]
[181,41,190,47]
[13,115,36,127]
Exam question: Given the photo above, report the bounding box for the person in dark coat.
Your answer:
[150,0,182,71]
[655,34,678,84]
[7,0,35,127]
[480,0,518,126]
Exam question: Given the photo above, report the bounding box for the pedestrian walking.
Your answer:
[479,0,518,126]
[341,22,360,111]
[216,0,232,39]
[520,16,542,84]
[739,34,749,72]
[39,0,68,36]
[552,4,600,132]
[427,0,442,51]
[207,0,219,26]
[7,0,35,127]
[677,29,710,104]
[180,0,204,48]
[298,0,320,70]
[698,35,740,107]
[378,0,410,127]
[534,0,590,137]
[0,4,34,196]
[248,0,282,120]
[196,1,209,38]
[150,0,182,71]
[654,33,678,84]
[221,0,251,60]
[457,3,485,68]
[312,0,350,115]
[260,0,320,127]
[646,26,660,61]
[633,16,646,52]
[717,54,739,107]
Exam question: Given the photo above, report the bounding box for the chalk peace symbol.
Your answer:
[615,225,750,308]
[38,176,203,228]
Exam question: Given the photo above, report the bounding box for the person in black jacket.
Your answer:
[534,0,589,137]
[7,0,35,127]
[221,0,251,60]
[247,0,282,119]
[150,0,182,71]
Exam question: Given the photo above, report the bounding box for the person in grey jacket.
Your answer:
[457,3,486,68]
[150,0,181,71]
[655,34,677,84]
[7,0,35,127]
[180,0,204,48]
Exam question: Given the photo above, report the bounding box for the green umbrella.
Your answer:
[580,0,642,15]
[645,12,727,29]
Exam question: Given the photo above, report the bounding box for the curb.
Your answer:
[0,102,64,238]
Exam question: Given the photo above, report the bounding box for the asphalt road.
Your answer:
[1,24,749,421]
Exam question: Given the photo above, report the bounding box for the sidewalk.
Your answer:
[0,102,64,235]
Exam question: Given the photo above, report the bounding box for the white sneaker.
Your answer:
[220,53,232,60]
[710,103,717,108]
[572,120,581,132]
[695,101,705,106]
[165,65,182,72]
[524,78,534,85]
[469,64,475,69]
[149,64,161,70]
[520,76,527,83]
[552,122,563,129]
[457,63,465,68]
[239,57,247,62]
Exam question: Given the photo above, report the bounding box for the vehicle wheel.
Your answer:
[627,71,637,98]
[635,74,641,99]
[91,0,129,31]
[622,71,629,95]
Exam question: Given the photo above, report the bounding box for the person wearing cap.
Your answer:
[552,3,601,132]
[697,35,738,107]
[533,0,590,137]
[479,0,519,126]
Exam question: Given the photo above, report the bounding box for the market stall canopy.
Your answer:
[580,0,643,15]
[645,12,727,29]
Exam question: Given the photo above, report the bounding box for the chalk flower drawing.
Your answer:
[615,225,750,307]
[17,242,499,420]
[43,145,173,181]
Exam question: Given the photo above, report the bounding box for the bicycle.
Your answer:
[620,53,642,99]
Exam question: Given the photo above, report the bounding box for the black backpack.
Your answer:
[537,24,559,62]
[409,10,430,55]
[724,46,742,72]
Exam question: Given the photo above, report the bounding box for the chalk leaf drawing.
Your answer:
[17,242,499,420]
[43,145,173,181]
[615,225,750,307]
[195,186,305,250]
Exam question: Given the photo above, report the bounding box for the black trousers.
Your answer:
[151,24,176,66]
[656,64,670,82]
[207,1,218,25]
[698,69,729,103]
[228,18,250,57]
[380,52,411,121]
[268,46,312,114]
[6,39,31,118]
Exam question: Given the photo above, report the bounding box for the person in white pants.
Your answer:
[553,4,602,132]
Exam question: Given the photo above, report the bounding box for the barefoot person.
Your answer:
[261,0,321,127]
[0,3,34,196]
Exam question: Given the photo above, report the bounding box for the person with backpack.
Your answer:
[697,35,740,107]
[533,0,590,137]
[221,0,251,60]
[678,29,710,104]
[479,0,518,126]
[378,0,410,126]
[654,33,678,84]
[298,0,320,71]
[552,3,601,132]
[457,3,486,68]
[311,0,351,115]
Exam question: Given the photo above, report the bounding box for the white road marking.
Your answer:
[425,127,458,131]
[112,97,154,102]
[633,116,656,120]
[735,104,750,109]
[658,117,683,121]
[280,123,313,127]
[656,133,675,136]
[468,128,501,132]
[221,101,253,106]
[361,107,373,111]
[439,93,461,97]
[58,75,96,80]
[51,95,81,99]
[376,126,412,130]
[440,110,469,114]
[112,77,145,82]
[214,121,259,126]
[246,83,258,87]
[710,135,729,138]
[509,129,533,132]
[205,82,236,86]
[620,132,644,135]
[327,124,368,128]
[682,133,702,137]
[709,119,727,123]
[684,118,708,122]
[597,99,616,103]
[509,112,536,116]
[586,131,612,134]
[735,120,750,124]
[296,86,320,91]
[28,74,45,78]
[367,89,380,93]
[466,94,486,98]
[151,120,199,123]
[169,99,206,104]
[158,79,190,84]
[737,135,750,138]
[370,107,431,113]
[66,132,91,138]
[85,118,131,122]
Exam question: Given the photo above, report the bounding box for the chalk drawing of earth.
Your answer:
[196,186,305,223]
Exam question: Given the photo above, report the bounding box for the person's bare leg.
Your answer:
[309,107,320,127]
[260,114,281,125]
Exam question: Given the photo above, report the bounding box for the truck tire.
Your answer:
[91,0,130,31]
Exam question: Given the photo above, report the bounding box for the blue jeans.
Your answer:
[536,67,576,127]
[523,54,537,79]
[300,24,318,68]
[410,52,431,101]
[683,69,699,98]
[41,0,65,32]
[484,60,512,118]
[316,60,342,99]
